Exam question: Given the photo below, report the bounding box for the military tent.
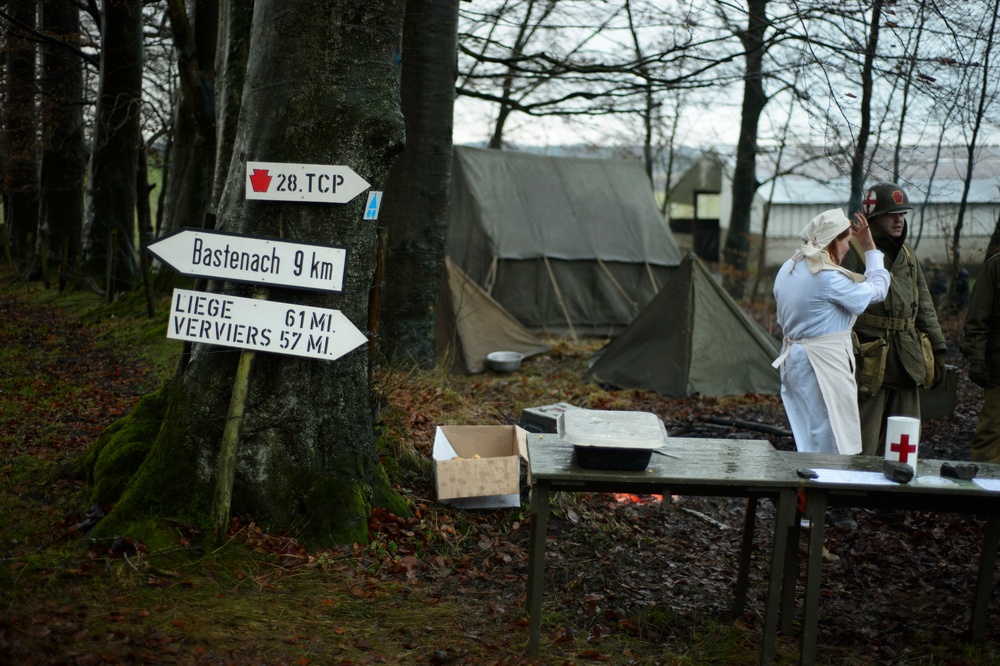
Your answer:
[448,146,683,337]
[583,253,781,397]
[436,256,551,374]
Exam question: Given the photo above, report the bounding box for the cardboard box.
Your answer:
[433,425,528,509]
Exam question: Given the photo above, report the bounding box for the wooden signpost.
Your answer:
[148,159,376,540]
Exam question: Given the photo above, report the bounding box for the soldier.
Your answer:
[961,253,1000,462]
[841,183,947,456]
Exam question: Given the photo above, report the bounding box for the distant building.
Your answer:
[666,145,1000,268]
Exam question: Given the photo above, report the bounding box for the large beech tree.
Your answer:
[85,0,408,546]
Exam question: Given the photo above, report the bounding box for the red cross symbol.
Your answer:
[890,433,917,464]
[863,190,878,214]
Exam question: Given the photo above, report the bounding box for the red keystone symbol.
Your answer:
[249,169,272,193]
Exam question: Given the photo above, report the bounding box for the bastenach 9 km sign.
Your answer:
[145,227,349,293]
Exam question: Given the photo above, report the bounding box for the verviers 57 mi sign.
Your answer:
[168,289,367,361]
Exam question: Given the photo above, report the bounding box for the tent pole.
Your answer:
[485,256,498,294]
[543,255,577,341]
[596,258,639,314]
[645,262,660,293]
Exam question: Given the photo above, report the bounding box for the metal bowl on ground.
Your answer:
[486,351,524,372]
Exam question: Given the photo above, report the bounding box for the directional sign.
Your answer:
[167,289,367,361]
[146,227,348,293]
[245,161,370,204]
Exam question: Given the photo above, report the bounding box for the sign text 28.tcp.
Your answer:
[146,227,348,293]
[168,289,367,361]
[245,161,370,204]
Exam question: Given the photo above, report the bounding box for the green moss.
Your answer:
[84,388,168,492]
[91,438,156,506]
[89,383,215,541]
[369,458,410,518]
[240,445,410,548]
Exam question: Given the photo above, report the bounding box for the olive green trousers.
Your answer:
[971,386,1000,463]
[858,385,921,457]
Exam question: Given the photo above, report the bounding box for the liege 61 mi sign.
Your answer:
[168,288,367,361]
[146,227,348,292]
[245,161,370,204]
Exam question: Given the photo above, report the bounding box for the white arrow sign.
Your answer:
[245,161,370,204]
[168,288,367,361]
[146,227,348,293]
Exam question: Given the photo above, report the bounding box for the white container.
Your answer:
[485,351,524,372]
[884,416,921,469]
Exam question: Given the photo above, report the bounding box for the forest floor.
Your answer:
[1,272,998,665]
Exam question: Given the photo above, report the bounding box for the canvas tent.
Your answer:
[583,253,781,397]
[448,146,684,337]
[436,256,551,374]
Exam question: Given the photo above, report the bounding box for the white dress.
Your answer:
[772,251,889,454]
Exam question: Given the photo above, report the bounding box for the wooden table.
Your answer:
[526,435,802,662]
[781,452,1000,665]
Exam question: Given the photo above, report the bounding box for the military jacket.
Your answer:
[842,229,946,389]
[962,253,1000,384]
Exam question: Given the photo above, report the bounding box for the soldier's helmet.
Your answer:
[863,183,912,218]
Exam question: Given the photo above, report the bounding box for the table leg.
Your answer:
[800,491,828,666]
[779,507,800,636]
[734,495,759,617]
[760,488,796,665]
[527,481,550,657]
[970,514,1000,642]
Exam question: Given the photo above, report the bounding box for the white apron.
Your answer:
[773,328,862,455]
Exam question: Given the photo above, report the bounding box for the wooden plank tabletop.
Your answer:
[527,434,801,494]
[781,451,1000,500]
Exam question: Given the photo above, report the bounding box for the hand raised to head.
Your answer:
[851,212,876,252]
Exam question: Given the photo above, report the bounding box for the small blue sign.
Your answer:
[364,191,383,220]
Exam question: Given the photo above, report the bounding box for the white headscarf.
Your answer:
[788,208,864,283]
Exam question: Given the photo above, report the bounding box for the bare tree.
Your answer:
[211,0,253,207]
[161,0,218,233]
[38,0,86,290]
[948,0,1000,281]
[1,1,40,270]
[379,0,461,368]
[83,0,144,298]
[720,0,770,276]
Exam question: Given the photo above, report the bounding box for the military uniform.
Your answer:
[961,253,1000,462]
[841,184,947,455]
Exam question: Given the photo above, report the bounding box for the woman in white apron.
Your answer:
[773,209,890,455]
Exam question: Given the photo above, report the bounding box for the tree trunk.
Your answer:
[723,0,769,280]
[83,0,143,296]
[211,0,253,208]
[848,0,882,216]
[87,0,408,547]
[3,1,40,269]
[38,0,85,291]
[162,0,218,232]
[950,0,999,284]
[379,0,460,368]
